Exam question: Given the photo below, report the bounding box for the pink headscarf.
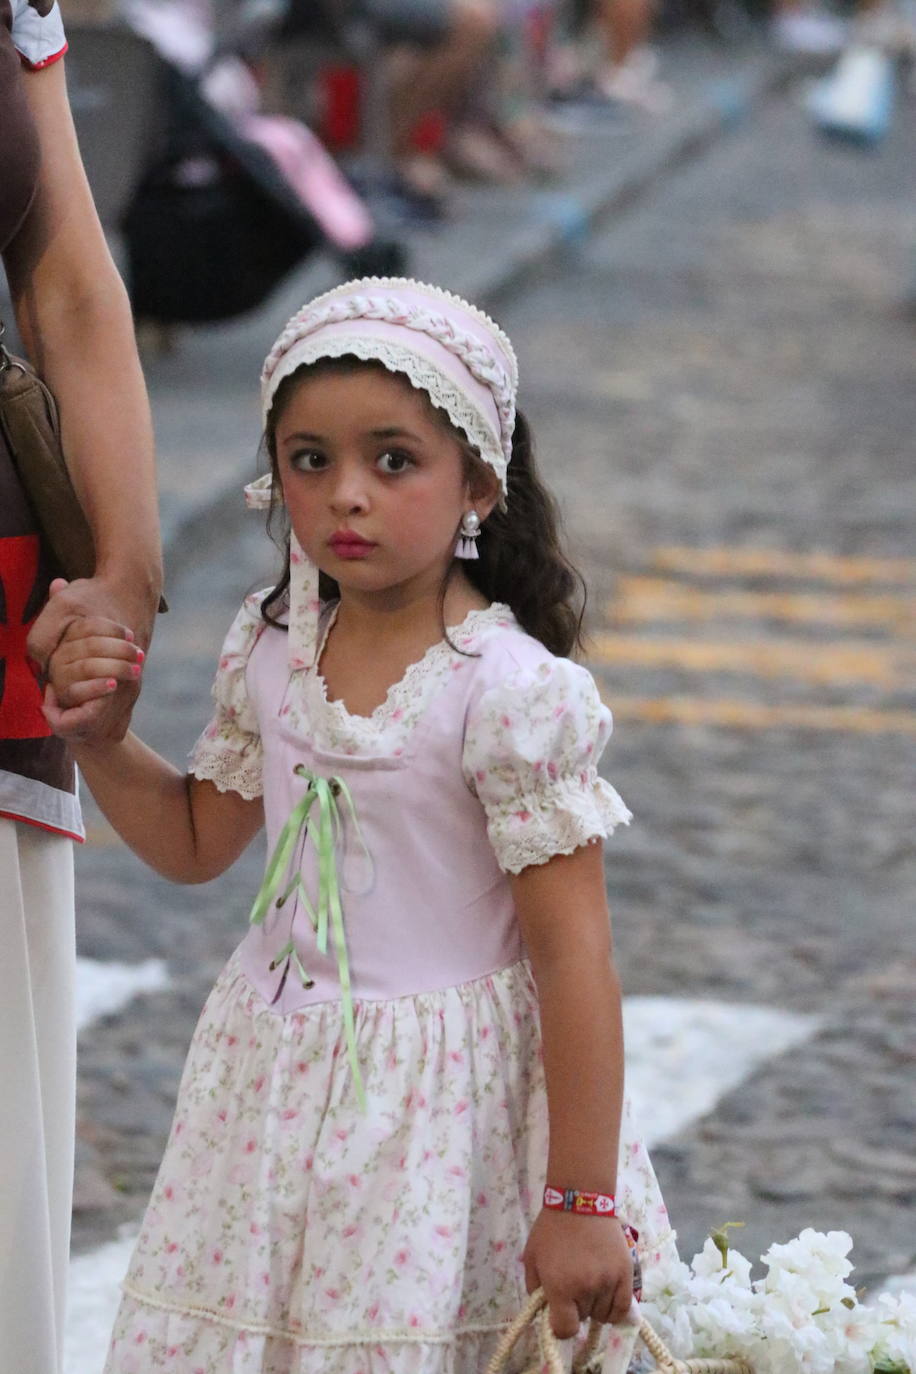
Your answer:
[245,278,519,670]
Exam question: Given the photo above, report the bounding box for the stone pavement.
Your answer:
[71,38,916,1311]
[500,87,916,1287]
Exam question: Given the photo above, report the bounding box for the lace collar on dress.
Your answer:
[282,602,516,756]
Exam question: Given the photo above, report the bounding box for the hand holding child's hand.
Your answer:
[43,596,144,743]
[523,1208,634,1340]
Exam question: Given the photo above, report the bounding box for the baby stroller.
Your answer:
[122,5,404,325]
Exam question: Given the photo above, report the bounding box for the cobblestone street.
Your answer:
[72,72,915,1313]
[506,88,916,1283]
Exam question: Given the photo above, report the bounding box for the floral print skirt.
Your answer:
[104,952,676,1373]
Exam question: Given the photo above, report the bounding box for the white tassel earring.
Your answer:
[455,510,481,560]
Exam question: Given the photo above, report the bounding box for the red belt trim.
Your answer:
[0,808,84,843]
[18,40,69,72]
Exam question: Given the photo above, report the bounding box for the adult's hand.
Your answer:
[28,576,155,741]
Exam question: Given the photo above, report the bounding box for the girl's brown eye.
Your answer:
[378,450,413,475]
[291,450,327,472]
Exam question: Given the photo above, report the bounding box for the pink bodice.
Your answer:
[243,620,522,1012]
[190,599,631,1017]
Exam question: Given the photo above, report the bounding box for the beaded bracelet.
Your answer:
[543,1186,616,1217]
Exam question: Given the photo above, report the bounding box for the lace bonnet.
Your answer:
[245,277,519,670]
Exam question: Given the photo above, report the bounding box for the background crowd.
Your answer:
[55,0,915,335]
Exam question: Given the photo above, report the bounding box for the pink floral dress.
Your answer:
[103,600,677,1374]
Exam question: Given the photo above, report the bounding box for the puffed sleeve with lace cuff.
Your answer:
[188,594,265,800]
[463,655,632,875]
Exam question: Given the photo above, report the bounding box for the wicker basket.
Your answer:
[485,1288,754,1374]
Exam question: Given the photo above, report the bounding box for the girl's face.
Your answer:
[273,365,496,604]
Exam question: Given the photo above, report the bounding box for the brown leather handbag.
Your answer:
[0,321,166,610]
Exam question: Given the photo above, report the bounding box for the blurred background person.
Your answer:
[545,0,672,112]
[592,0,672,110]
[272,0,507,217]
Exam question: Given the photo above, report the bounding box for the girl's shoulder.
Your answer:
[213,589,294,688]
[462,602,546,663]
[223,589,274,652]
[9,1,67,70]
[464,603,596,701]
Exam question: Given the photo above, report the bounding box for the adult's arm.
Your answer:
[3,57,162,738]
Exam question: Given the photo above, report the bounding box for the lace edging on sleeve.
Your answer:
[463,654,632,874]
[495,776,632,875]
[188,750,263,802]
[187,594,265,800]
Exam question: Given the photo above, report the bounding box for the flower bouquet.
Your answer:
[637,1225,916,1374]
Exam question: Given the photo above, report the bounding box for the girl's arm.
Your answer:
[4,59,162,737]
[511,841,634,1338]
[44,626,263,882]
[55,719,263,883]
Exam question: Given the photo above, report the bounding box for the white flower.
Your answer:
[750,1332,833,1374]
[637,1300,694,1360]
[695,1294,758,1341]
[724,1248,754,1288]
[823,1305,882,1373]
[762,1229,854,1285]
[692,1236,732,1278]
[756,1297,835,1371]
[640,1249,692,1304]
[690,1236,754,1287]
[871,1292,916,1368]
[634,1228,915,1374]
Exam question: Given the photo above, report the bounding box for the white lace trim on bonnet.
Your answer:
[246,278,519,670]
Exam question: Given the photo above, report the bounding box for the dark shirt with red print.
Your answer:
[1,0,82,840]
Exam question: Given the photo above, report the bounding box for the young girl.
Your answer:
[47,279,677,1373]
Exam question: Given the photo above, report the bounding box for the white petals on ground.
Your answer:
[621,997,818,1148]
[75,957,169,1032]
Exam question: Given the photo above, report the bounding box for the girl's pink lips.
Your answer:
[328,530,377,557]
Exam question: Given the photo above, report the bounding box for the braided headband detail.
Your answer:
[260,278,518,488]
[263,334,509,492]
[263,277,519,390]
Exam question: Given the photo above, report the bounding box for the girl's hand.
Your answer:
[523,1208,634,1339]
[44,605,143,742]
[31,578,148,741]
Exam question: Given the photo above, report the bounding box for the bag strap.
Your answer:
[0,316,16,372]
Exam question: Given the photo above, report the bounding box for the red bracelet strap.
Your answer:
[543,1186,616,1216]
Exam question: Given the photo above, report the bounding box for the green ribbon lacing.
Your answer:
[249,766,370,1109]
